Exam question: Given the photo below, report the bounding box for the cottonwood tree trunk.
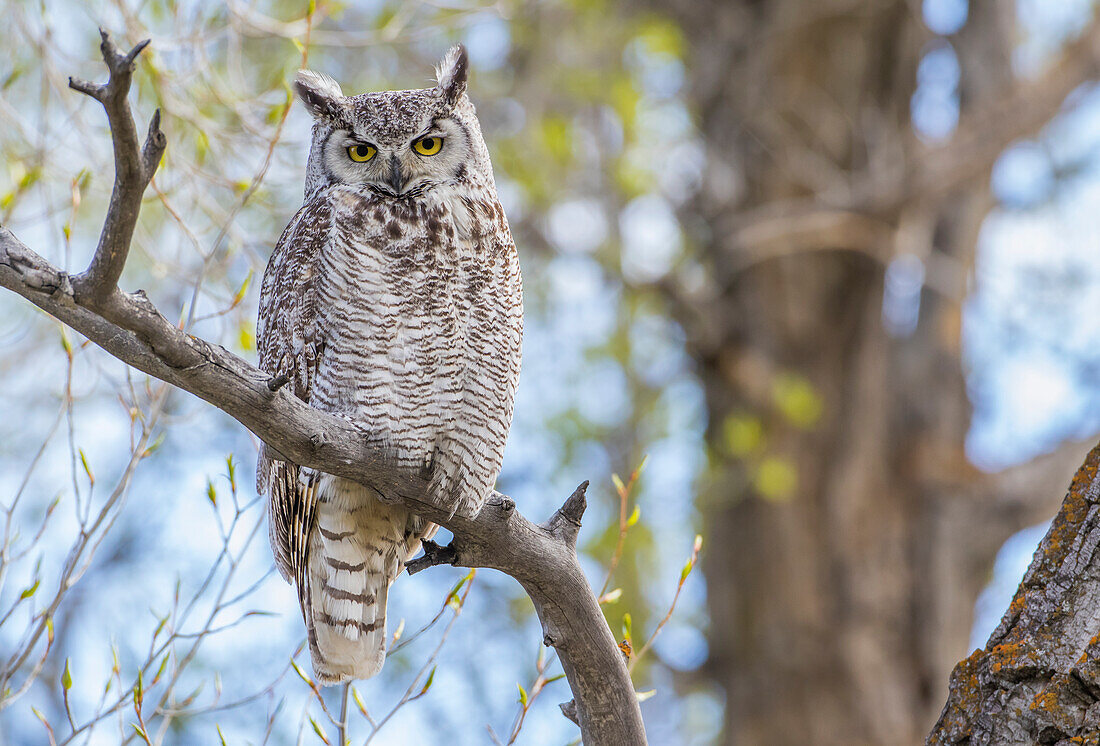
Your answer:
[930,442,1100,745]
[655,1,1097,743]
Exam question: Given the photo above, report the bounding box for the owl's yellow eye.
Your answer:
[347,144,376,162]
[413,136,443,156]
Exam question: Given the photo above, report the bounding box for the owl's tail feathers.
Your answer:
[300,505,401,685]
[303,570,390,685]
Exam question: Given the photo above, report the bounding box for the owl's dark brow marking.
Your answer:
[319,128,340,187]
[453,119,471,147]
[414,118,448,140]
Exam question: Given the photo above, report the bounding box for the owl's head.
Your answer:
[295,45,490,199]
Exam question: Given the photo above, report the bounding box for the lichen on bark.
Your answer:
[930,443,1100,745]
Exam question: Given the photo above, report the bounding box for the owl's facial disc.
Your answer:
[324,115,468,197]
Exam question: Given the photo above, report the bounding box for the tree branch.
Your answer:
[905,16,1100,208]
[929,441,1100,744]
[714,17,1100,270]
[0,33,646,744]
[404,539,458,575]
[67,29,166,307]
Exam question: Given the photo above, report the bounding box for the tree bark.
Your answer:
[929,442,1100,745]
[0,33,645,746]
[655,1,1100,742]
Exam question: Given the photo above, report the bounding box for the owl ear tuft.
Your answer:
[434,44,468,108]
[294,70,348,123]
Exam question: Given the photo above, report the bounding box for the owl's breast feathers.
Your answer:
[260,182,522,519]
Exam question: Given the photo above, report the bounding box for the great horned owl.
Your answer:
[256,45,523,683]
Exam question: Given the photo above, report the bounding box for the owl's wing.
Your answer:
[256,196,332,591]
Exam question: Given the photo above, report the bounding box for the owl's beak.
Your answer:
[386,154,406,194]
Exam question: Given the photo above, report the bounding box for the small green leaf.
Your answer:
[599,588,623,605]
[753,457,798,501]
[635,17,685,58]
[194,131,209,165]
[772,373,823,429]
[225,454,238,493]
[238,322,256,352]
[390,617,405,644]
[419,665,436,695]
[446,569,475,608]
[206,480,217,507]
[153,614,168,640]
[680,558,695,583]
[291,659,314,687]
[18,166,41,189]
[142,433,165,458]
[636,688,657,702]
[517,683,528,708]
[352,685,368,716]
[79,449,95,487]
[611,473,626,498]
[230,272,252,309]
[681,534,704,582]
[1,66,24,90]
[61,659,72,690]
[626,504,641,527]
[721,414,764,457]
[153,652,170,685]
[309,717,329,744]
[19,580,39,600]
[621,613,633,644]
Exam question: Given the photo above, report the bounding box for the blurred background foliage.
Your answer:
[1,0,1099,744]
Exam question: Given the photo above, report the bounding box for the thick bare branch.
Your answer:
[0,36,646,745]
[981,438,1097,528]
[67,30,165,306]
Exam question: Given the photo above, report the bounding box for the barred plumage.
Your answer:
[256,46,522,683]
